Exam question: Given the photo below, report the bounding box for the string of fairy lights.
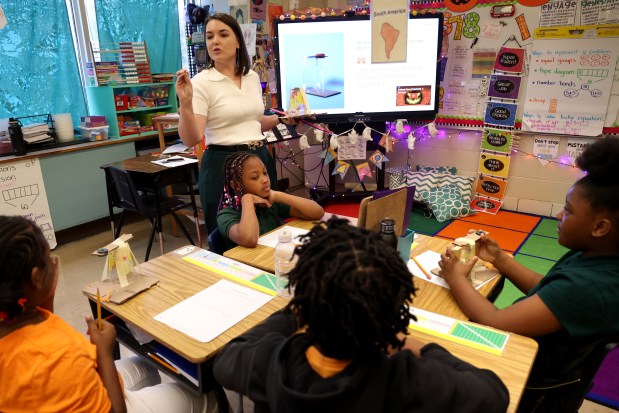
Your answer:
[273,121,584,192]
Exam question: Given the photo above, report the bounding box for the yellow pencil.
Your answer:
[96,287,102,330]
[412,256,432,280]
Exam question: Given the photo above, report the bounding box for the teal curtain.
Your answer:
[0,1,87,125]
[94,0,181,74]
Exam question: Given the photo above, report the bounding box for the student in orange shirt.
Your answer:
[0,215,216,413]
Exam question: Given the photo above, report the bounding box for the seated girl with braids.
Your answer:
[0,216,217,413]
[213,218,509,413]
[216,151,324,250]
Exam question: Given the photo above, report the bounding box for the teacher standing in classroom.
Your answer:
[176,13,286,234]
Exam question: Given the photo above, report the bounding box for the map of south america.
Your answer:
[380,22,400,59]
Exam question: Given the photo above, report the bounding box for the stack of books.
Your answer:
[22,123,53,144]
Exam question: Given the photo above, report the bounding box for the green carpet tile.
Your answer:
[517,234,569,261]
[408,205,452,236]
[532,218,559,239]
[494,253,559,309]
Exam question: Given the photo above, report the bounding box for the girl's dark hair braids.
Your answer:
[218,152,259,212]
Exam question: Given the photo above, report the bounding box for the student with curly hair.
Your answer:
[438,136,619,412]
[216,151,323,250]
[0,216,216,413]
[213,218,509,412]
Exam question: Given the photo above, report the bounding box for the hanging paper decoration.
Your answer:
[369,150,389,169]
[329,135,339,150]
[488,74,522,100]
[362,126,372,141]
[532,136,560,166]
[319,147,337,163]
[407,132,416,150]
[481,128,517,154]
[332,160,350,179]
[566,137,594,166]
[338,134,367,160]
[356,162,372,180]
[348,129,358,144]
[427,121,438,137]
[378,133,394,152]
[493,46,525,74]
[484,101,518,128]
[395,120,405,134]
[475,175,508,200]
[314,127,324,143]
[470,195,503,214]
[298,134,310,150]
[478,152,511,178]
[444,0,478,13]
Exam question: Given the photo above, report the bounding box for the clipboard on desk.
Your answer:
[358,188,410,236]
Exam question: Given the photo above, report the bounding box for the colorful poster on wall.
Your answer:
[493,47,525,73]
[580,0,619,26]
[488,74,522,100]
[475,174,508,200]
[267,5,283,34]
[470,195,503,214]
[250,0,267,21]
[481,128,516,154]
[566,136,594,165]
[484,101,518,127]
[478,152,511,178]
[533,136,560,165]
[539,0,577,27]
[522,26,619,136]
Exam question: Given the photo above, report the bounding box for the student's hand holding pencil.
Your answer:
[85,315,117,355]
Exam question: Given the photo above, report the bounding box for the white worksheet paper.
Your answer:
[257,225,309,248]
[151,156,198,168]
[154,279,274,343]
[407,250,498,290]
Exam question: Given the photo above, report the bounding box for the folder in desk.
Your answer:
[152,343,198,385]
[358,188,409,237]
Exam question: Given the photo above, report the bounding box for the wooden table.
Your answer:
[84,245,288,405]
[87,243,536,413]
[413,321,537,413]
[224,219,503,320]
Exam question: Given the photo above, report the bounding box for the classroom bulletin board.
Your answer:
[409,0,619,135]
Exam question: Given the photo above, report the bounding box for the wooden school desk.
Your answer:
[84,245,288,407]
[224,219,504,320]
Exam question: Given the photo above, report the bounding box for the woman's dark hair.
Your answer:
[218,151,259,212]
[204,13,251,76]
[575,136,619,216]
[0,216,47,320]
[286,217,417,359]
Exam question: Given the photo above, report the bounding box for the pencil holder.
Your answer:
[397,229,415,262]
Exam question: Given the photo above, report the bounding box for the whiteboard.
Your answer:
[0,158,57,248]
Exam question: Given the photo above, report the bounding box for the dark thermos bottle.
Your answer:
[379,218,398,249]
[8,118,27,156]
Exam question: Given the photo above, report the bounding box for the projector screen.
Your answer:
[273,13,443,123]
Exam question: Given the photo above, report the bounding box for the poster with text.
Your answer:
[484,101,518,127]
[475,174,508,200]
[533,136,560,165]
[481,128,516,154]
[566,136,594,165]
[470,195,502,214]
[522,35,618,136]
[0,158,56,248]
[478,152,511,178]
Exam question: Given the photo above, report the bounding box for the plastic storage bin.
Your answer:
[78,125,109,141]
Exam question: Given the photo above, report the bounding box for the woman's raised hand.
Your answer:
[175,68,193,105]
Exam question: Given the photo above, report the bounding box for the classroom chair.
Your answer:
[207,228,227,255]
[105,165,199,261]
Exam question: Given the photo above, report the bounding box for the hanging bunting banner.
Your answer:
[478,152,511,178]
[481,128,517,154]
[493,47,526,73]
[369,150,389,169]
[470,195,503,215]
[319,147,338,164]
[475,174,508,200]
[332,160,351,179]
[378,134,394,152]
[566,137,594,166]
[532,136,560,165]
[356,162,372,180]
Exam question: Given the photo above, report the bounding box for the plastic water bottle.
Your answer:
[379,218,398,250]
[274,230,297,298]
